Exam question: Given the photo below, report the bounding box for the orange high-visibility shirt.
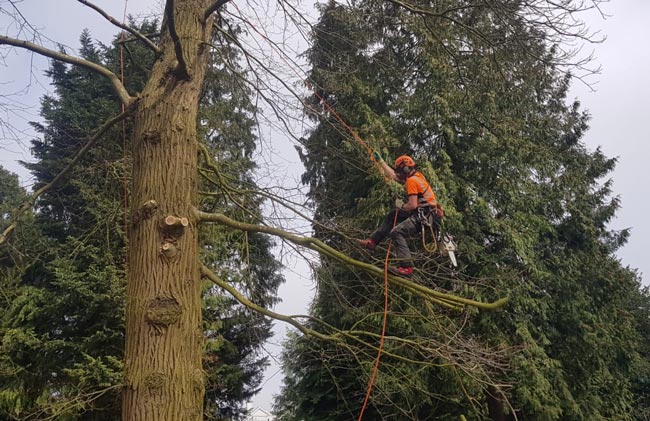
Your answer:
[405,171,436,207]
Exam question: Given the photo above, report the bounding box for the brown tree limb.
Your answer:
[164,0,190,79]
[0,35,134,106]
[194,210,509,310]
[200,264,469,366]
[200,264,336,341]
[76,0,161,55]
[204,0,232,21]
[0,109,134,246]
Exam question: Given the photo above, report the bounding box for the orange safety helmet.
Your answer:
[394,155,416,173]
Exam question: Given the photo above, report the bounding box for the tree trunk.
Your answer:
[486,386,516,421]
[123,1,213,419]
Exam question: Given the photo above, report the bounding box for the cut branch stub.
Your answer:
[132,199,159,226]
[142,199,159,212]
[160,241,178,258]
[160,215,189,239]
[163,215,189,228]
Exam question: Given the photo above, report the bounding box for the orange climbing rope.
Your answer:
[229,3,383,169]
[120,1,129,273]
[357,210,398,420]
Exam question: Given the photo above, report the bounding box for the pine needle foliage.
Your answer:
[275,1,649,419]
[0,20,283,420]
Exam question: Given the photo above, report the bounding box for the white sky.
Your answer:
[568,0,650,281]
[1,0,648,413]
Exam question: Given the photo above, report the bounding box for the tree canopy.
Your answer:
[275,1,649,419]
[0,0,648,420]
[1,20,284,420]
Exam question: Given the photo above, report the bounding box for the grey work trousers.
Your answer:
[369,208,429,268]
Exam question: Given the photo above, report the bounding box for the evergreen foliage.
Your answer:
[0,21,283,420]
[0,28,133,419]
[198,24,285,419]
[276,1,648,419]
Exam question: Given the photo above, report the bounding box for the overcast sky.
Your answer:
[1,0,648,412]
[567,0,650,281]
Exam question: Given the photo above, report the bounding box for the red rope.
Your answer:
[120,1,129,273]
[357,210,398,420]
[227,7,395,417]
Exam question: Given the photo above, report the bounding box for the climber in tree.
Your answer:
[358,152,442,278]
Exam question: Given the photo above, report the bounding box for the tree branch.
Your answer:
[194,210,508,310]
[0,35,134,106]
[200,265,484,367]
[200,265,335,341]
[164,0,189,79]
[0,109,134,246]
[203,0,232,21]
[76,0,162,55]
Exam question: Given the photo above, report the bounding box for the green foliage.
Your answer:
[628,284,650,419]
[0,27,147,420]
[276,1,648,420]
[197,24,285,420]
[1,20,283,421]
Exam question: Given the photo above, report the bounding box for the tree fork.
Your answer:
[122,1,214,419]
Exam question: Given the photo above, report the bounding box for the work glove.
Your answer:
[372,150,383,162]
[395,198,404,208]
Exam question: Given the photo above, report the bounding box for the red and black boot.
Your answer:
[358,238,377,250]
[388,266,413,278]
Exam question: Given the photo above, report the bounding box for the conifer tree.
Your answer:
[1,0,644,419]
[0,22,282,420]
[276,1,646,419]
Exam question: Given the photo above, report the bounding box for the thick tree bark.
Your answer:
[123,1,213,419]
[486,386,517,421]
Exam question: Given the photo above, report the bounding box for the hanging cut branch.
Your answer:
[76,0,162,55]
[200,264,506,369]
[0,109,133,246]
[194,209,508,310]
[0,35,134,106]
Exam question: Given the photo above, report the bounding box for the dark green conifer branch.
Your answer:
[201,264,336,341]
[0,109,133,246]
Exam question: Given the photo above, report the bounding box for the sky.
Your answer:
[1,0,649,413]
[567,0,650,281]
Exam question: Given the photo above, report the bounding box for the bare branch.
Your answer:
[76,0,162,55]
[201,265,335,341]
[194,210,508,310]
[0,35,134,106]
[200,265,502,368]
[0,108,134,245]
[164,0,189,79]
[204,0,232,21]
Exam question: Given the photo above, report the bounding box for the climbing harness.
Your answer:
[418,206,438,253]
[418,205,458,267]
